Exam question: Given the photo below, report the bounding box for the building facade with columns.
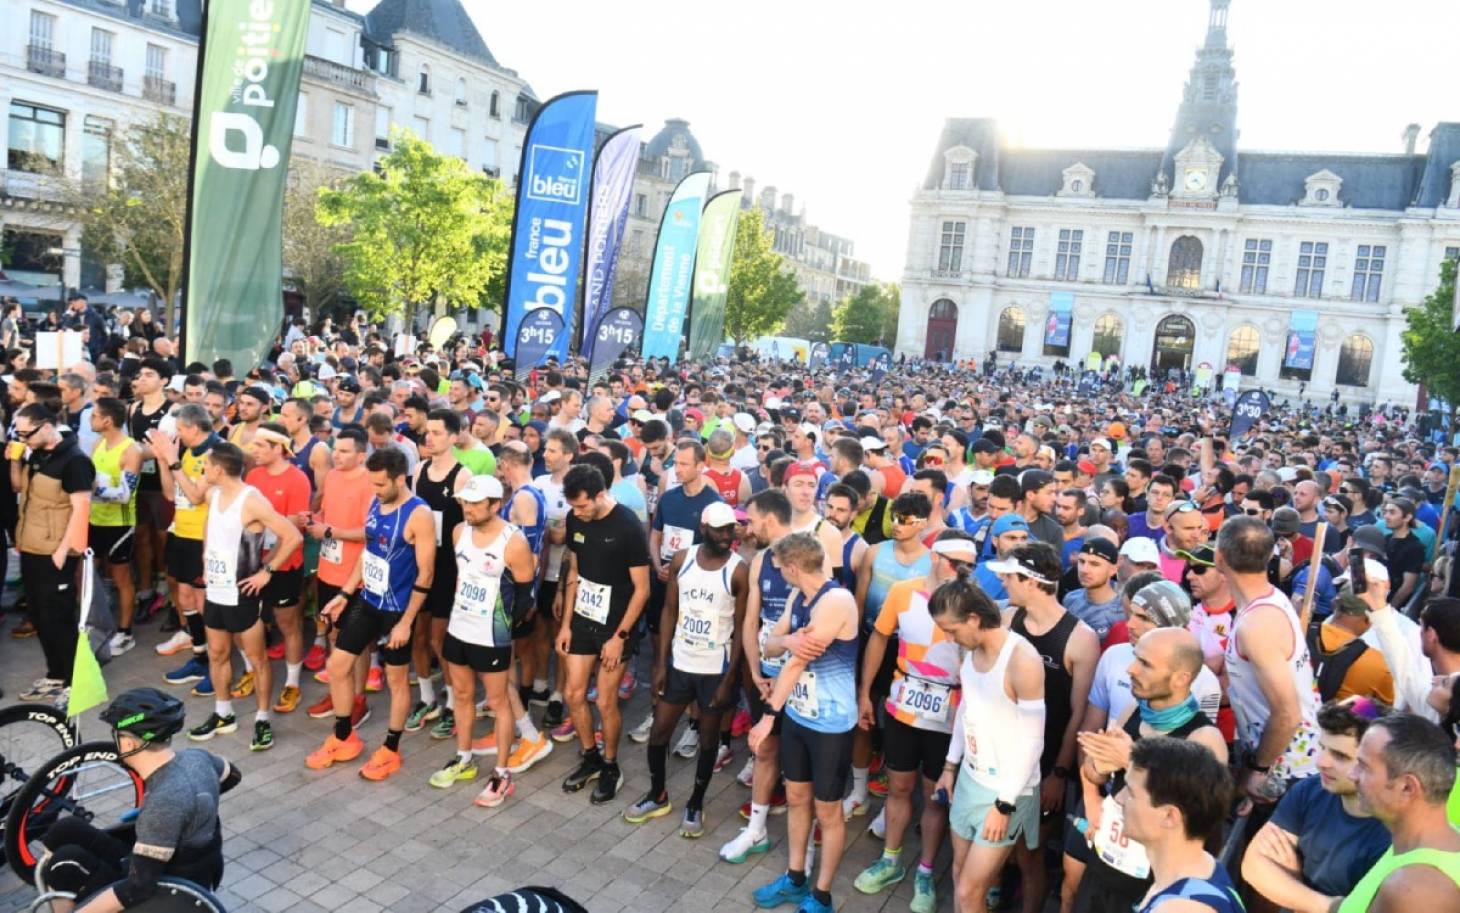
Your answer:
[896,0,1460,405]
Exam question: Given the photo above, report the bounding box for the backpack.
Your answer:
[1306,624,1368,703]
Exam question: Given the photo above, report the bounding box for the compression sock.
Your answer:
[334,716,352,740]
[384,729,402,752]
[286,662,302,688]
[850,765,869,800]
[419,676,435,705]
[185,612,206,649]
[719,730,732,748]
[648,743,668,796]
[690,744,716,808]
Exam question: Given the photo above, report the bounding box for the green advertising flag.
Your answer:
[687,190,743,362]
[182,0,309,371]
[67,630,108,718]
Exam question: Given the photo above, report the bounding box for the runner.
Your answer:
[226,385,269,464]
[306,447,435,780]
[536,428,576,733]
[89,396,142,655]
[152,404,219,696]
[704,428,752,509]
[823,481,869,593]
[128,357,174,631]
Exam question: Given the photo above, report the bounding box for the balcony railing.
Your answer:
[143,75,177,105]
[88,59,124,92]
[26,44,65,78]
[302,55,376,94]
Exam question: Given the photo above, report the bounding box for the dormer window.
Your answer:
[1301,169,1343,207]
[942,145,977,191]
[1059,162,1096,198]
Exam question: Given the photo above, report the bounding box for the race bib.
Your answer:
[675,607,730,675]
[432,510,444,546]
[362,551,389,597]
[1092,795,1150,879]
[758,623,786,673]
[321,536,344,565]
[174,480,193,510]
[141,458,157,475]
[896,677,953,724]
[454,570,500,619]
[661,524,694,560]
[204,546,234,591]
[262,528,278,552]
[574,578,611,625]
[787,669,819,719]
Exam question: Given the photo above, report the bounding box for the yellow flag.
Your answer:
[67,630,108,718]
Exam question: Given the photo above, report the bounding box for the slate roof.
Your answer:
[1237,153,1423,210]
[57,0,202,39]
[644,119,707,170]
[999,149,1164,201]
[364,0,500,69]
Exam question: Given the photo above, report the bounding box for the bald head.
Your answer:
[1084,524,1119,547]
[1140,627,1205,683]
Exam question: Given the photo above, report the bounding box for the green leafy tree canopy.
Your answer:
[831,282,899,345]
[723,207,804,344]
[1401,256,1460,427]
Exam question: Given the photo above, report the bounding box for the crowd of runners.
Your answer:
[3,300,1459,913]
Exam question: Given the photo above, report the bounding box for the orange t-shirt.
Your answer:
[316,466,374,587]
[244,464,312,572]
[874,578,962,732]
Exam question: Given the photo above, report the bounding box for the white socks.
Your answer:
[851,766,869,801]
[747,802,770,838]
[419,677,435,705]
[216,700,233,718]
[286,662,302,688]
[516,715,540,742]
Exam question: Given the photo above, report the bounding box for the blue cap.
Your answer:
[991,514,1030,537]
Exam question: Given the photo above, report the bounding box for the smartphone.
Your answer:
[1348,547,1368,594]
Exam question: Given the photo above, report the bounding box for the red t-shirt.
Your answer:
[245,464,312,571]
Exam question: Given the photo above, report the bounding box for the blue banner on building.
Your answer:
[1283,309,1318,370]
[501,91,597,362]
[641,171,712,361]
[579,126,640,360]
[1045,291,1073,348]
[514,307,566,379]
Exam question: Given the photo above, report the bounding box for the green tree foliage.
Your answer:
[316,129,512,328]
[831,282,900,344]
[282,161,351,321]
[782,298,835,342]
[1401,256,1460,430]
[724,207,804,344]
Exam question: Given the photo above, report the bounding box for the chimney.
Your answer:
[781,192,794,214]
[728,170,741,190]
[762,185,777,211]
[742,176,755,203]
[1403,123,1421,155]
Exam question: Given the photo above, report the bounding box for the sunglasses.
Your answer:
[13,427,40,441]
[1169,501,1200,514]
[1243,508,1262,515]
[893,513,928,526]
[758,444,773,452]
[923,457,945,466]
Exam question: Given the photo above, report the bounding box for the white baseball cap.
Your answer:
[765,396,783,409]
[631,408,655,423]
[702,501,738,528]
[969,469,996,486]
[1119,537,1160,565]
[1090,437,1112,451]
[859,436,887,452]
[456,475,504,502]
[931,538,978,562]
[539,390,561,404]
[733,412,757,434]
[798,423,820,440]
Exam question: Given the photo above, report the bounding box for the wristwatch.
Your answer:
[993,799,1017,816]
[615,629,630,640]
[168,461,182,471]
[324,527,333,540]
[1053,765,1073,781]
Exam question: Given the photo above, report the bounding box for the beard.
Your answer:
[702,533,734,556]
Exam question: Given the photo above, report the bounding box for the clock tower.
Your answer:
[1161,0,1239,191]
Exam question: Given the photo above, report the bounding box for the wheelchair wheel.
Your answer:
[4,741,144,881]
[33,878,227,913]
[0,704,80,869]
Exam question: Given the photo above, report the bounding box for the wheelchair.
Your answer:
[28,876,227,913]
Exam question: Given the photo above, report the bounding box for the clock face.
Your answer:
[1185,170,1208,191]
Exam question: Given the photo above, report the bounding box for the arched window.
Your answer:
[455,77,467,105]
[1336,335,1374,387]
[929,299,957,321]
[1152,314,1196,372]
[489,91,500,118]
[1224,325,1259,376]
[1167,235,1203,289]
[997,307,1026,353]
[925,299,958,361]
[1092,314,1123,359]
[418,64,430,95]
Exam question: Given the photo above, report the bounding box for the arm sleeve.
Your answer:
[995,699,1046,805]
[114,853,167,907]
[946,703,966,765]
[95,471,139,503]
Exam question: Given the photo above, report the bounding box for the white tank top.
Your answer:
[672,545,742,675]
[959,631,1042,795]
[1224,588,1321,779]
[448,523,516,648]
[204,486,264,607]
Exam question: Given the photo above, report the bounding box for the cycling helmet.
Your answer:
[100,687,186,753]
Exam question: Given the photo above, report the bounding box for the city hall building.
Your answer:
[896,0,1460,405]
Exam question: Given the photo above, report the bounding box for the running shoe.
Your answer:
[266,642,286,661]
[428,756,478,788]
[359,746,402,781]
[430,710,456,740]
[673,723,700,759]
[107,632,136,656]
[843,795,869,820]
[719,827,772,864]
[164,656,207,685]
[550,718,578,743]
[9,620,36,639]
[303,643,327,672]
[586,683,598,702]
[250,720,274,752]
[365,667,384,693]
[623,792,672,824]
[404,700,432,732]
[313,668,331,685]
[230,671,255,699]
[730,707,752,738]
[18,678,64,702]
[543,699,565,728]
[679,807,705,839]
[273,686,302,714]
[796,894,834,913]
[562,750,605,793]
[736,757,755,787]
[713,743,735,773]
[155,630,194,657]
[474,771,514,808]
[187,713,237,742]
[504,734,552,774]
[590,761,624,805]
[751,873,810,908]
[351,695,371,729]
[739,788,788,819]
[617,666,637,700]
[305,731,364,769]
[190,674,215,698]
[475,698,494,719]
[628,712,654,744]
[910,870,937,913]
[306,693,334,718]
[853,856,907,894]
[471,731,501,756]
[868,767,889,798]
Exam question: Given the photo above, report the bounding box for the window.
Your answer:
[1225,326,1259,376]
[634,193,647,217]
[1092,314,1122,358]
[1007,227,1034,277]
[1314,188,1329,202]
[1294,241,1328,297]
[81,116,111,189]
[996,307,1026,353]
[455,78,468,106]
[480,138,497,175]
[1167,236,1203,289]
[446,127,466,159]
[149,0,172,17]
[374,106,390,149]
[514,95,530,123]
[7,102,65,172]
[145,44,166,80]
[1240,239,1271,293]
[489,91,500,118]
[30,11,54,47]
[412,115,429,142]
[948,161,970,190]
[1446,246,1460,263]
[1350,244,1385,302]
[294,94,308,137]
[324,28,346,64]
[90,28,113,65]
[331,102,354,147]
[1335,335,1374,387]
[938,221,965,272]
[1103,231,1132,284]
[418,64,431,95]
[1055,229,1083,280]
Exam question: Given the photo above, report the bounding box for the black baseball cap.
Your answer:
[336,376,362,393]
[1078,538,1119,564]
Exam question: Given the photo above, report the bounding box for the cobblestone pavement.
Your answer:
[0,613,968,913]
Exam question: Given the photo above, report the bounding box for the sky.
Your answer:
[355,0,1457,279]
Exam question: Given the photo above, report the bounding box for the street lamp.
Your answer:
[45,245,80,303]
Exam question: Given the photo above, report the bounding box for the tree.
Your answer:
[831,282,900,344]
[723,207,803,344]
[316,129,512,329]
[69,113,190,330]
[282,161,351,322]
[781,298,835,342]
[1401,256,1460,432]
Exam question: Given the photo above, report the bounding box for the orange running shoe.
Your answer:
[359,746,402,781]
[273,685,302,714]
[505,734,553,774]
[305,731,364,769]
[471,731,501,756]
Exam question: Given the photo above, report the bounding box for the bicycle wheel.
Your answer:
[0,704,79,868]
[4,741,144,881]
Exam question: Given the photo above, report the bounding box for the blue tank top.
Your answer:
[362,496,426,613]
[290,436,323,493]
[866,541,932,627]
[837,532,862,591]
[501,483,548,557]
[1138,865,1243,913]
[758,550,794,677]
[785,581,858,734]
